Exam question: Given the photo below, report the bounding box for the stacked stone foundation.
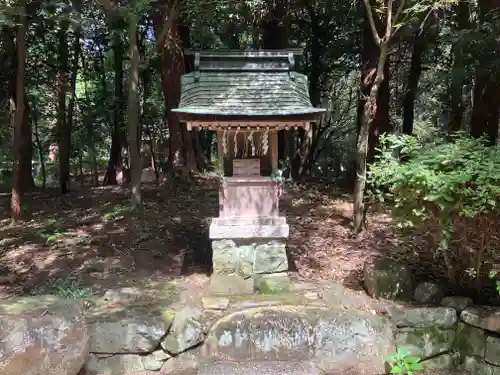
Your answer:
[209,218,291,293]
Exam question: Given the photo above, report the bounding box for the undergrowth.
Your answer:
[369,133,500,298]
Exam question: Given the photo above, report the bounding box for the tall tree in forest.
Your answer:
[357,1,391,163]
[153,0,191,172]
[5,17,34,192]
[62,0,83,193]
[127,10,142,209]
[260,0,294,175]
[354,0,455,234]
[103,10,128,185]
[56,3,71,193]
[354,0,404,234]
[402,23,430,135]
[11,0,27,219]
[448,0,471,132]
[469,0,500,145]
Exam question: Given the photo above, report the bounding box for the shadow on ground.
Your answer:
[0,177,217,298]
[0,175,483,302]
[282,181,399,291]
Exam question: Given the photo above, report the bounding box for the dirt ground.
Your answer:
[0,174,472,299]
[0,176,475,375]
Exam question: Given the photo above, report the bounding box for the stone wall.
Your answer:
[3,280,500,375]
[82,290,500,374]
[364,257,500,374]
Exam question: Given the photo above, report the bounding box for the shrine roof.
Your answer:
[173,50,325,122]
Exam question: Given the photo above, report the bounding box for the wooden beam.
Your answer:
[174,111,325,123]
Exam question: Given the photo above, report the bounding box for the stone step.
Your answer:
[197,361,323,375]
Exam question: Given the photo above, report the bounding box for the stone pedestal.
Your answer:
[209,217,290,294]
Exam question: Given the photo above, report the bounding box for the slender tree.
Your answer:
[354,0,404,234]
[127,11,142,209]
[11,0,26,219]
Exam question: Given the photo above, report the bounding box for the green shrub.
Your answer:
[369,133,500,293]
[387,348,423,374]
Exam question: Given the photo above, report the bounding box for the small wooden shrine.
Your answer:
[173,50,324,290]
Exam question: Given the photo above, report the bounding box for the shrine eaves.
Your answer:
[172,49,325,131]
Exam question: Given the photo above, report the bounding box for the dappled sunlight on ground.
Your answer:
[283,182,399,290]
[0,179,216,298]
[0,176,460,302]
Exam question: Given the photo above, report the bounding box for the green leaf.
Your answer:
[411,363,425,371]
[387,355,398,363]
[404,356,422,363]
[390,366,402,374]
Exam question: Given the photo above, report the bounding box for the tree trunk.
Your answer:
[261,0,291,175]
[402,30,426,135]
[81,50,99,186]
[19,98,33,191]
[448,0,471,132]
[357,11,391,164]
[261,0,289,49]
[193,129,209,169]
[127,14,142,209]
[88,139,98,186]
[57,8,71,193]
[470,76,500,144]
[60,31,81,194]
[7,25,33,192]
[178,15,198,171]
[32,100,46,190]
[470,0,500,145]
[153,3,185,172]
[182,126,197,170]
[12,0,26,219]
[354,42,390,234]
[298,125,314,177]
[104,23,126,184]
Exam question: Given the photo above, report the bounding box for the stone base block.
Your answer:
[209,220,289,239]
[211,238,288,278]
[254,273,291,294]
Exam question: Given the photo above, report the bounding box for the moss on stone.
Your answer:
[395,326,455,359]
[454,322,485,358]
[161,309,176,323]
[254,274,291,294]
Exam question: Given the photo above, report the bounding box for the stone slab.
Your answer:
[0,296,89,375]
[211,239,288,277]
[485,335,500,366]
[208,274,254,296]
[209,223,289,239]
[394,326,455,359]
[254,273,291,294]
[455,322,485,358]
[202,305,395,374]
[197,361,323,375]
[212,217,287,226]
[387,307,457,328]
[461,306,500,333]
[440,296,473,312]
[363,258,413,301]
[253,241,288,274]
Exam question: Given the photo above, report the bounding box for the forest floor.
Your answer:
[0,175,475,375]
[0,173,453,300]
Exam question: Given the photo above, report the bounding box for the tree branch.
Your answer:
[385,0,395,39]
[363,0,382,46]
[393,0,406,24]
[155,0,180,50]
